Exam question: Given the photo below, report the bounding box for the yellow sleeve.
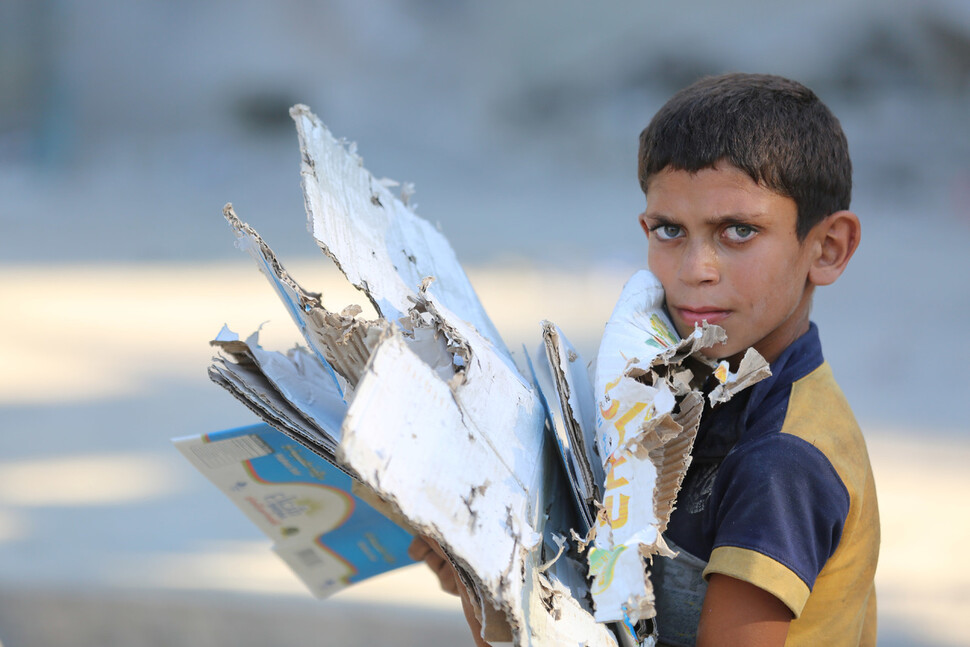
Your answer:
[703,545,811,618]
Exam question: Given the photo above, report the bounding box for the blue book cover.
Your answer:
[174,422,415,597]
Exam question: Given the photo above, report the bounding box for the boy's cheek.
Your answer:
[646,248,675,285]
[666,312,702,345]
[699,341,733,360]
[667,316,692,341]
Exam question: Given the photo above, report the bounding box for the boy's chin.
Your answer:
[674,324,751,367]
[700,344,735,360]
[701,344,748,369]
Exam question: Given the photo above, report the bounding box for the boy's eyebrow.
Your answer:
[643,211,771,225]
[708,213,770,226]
[641,212,677,224]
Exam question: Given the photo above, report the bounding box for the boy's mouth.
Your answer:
[672,306,731,327]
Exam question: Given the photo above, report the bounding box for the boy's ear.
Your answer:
[638,211,651,237]
[808,210,861,286]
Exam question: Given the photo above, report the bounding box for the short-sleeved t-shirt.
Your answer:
[653,323,880,646]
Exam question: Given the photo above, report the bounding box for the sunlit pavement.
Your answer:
[1,261,968,646]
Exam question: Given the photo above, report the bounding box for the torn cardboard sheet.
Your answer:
[211,327,347,442]
[208,356,334,460]
[588,271,771,628]
[223,205,385,390]
[708,347,773,405]
[208,328,345,460]
[198,105,773,647]
[529,321,603,530]
[338,314,616,647]
[206,107,617,646]
[290,104,509,360]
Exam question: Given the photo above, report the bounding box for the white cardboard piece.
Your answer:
[211,328,347,445]
[290,105,509,360]
[290,108,614,645]
[529,322,603,531]
[223,205,384,391]
[208,352,338,459]
[588,271,770,628]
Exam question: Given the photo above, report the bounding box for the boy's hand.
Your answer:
[408,535,492,646]
[408,535,461,596]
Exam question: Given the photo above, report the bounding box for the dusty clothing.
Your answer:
[653,323,880,647]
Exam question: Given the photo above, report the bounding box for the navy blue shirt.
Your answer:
[666,323,850,589]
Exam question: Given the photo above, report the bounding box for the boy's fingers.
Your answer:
[408,536,461,596]
[422,536,450,561]
[426,552,460,595]
[407,536,433,561]
[434,560,461,596]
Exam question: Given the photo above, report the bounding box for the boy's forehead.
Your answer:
[644,163,796,219]
[646,162,753,194]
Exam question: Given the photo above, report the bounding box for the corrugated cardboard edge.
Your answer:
[289,104,510,358]
[648,391,704,538]
[223,204,384,388]
[708,347,772,405]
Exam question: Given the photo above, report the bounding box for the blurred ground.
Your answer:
[0,587,473,647]
[0,259,969,646]
[1,1,969,645]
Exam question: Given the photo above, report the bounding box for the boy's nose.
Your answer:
[678,241,720,285]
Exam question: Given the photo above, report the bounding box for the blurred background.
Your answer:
[1,1,968,645]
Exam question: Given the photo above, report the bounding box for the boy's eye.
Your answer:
[724,224,757,242]
[651,224,684,241]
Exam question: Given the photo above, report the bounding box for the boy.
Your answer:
[413,73,879,647]
[638,73,878,647]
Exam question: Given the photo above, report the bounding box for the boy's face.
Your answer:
[640,162,818,365]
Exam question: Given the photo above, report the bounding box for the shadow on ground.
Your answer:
[0,586,474,647]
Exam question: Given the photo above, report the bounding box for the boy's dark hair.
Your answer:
[638,73,851,239]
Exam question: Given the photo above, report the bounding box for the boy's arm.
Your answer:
[411,537,794,647]
[697,574,792,647]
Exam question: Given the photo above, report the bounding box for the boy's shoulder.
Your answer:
[678,325,857,540]
[694,324,878,635]
[736,323,868,480]
[720,324,880,644]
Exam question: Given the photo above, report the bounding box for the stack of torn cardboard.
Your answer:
[176,106,770,647]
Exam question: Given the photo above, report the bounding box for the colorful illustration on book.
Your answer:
[238,459,355,534]
[644,313,678,350]
[713,360,730,384]
[597,377,658,483]
[176,424,415,595]
[588,545,628,595]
